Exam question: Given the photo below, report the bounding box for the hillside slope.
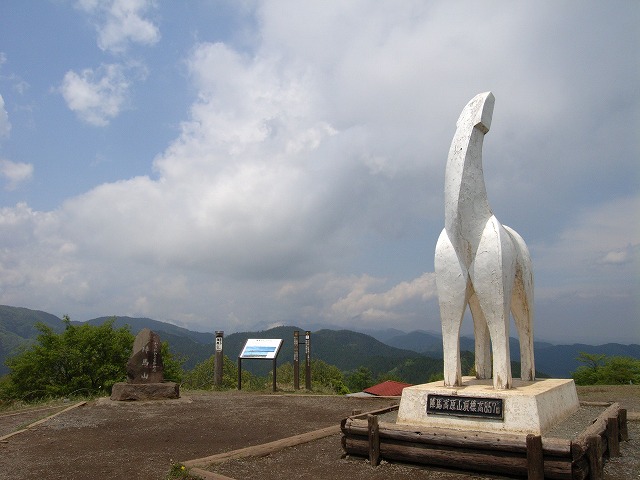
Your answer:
[0,306,66,375]
[84,316,215,370]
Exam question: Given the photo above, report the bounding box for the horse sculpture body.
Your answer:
[435,92,535,390]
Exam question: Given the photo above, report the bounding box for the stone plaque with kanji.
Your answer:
[126,328,164,384]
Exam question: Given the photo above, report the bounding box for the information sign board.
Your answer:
[239,338,283,359]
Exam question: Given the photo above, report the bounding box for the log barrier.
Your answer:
[341,402,627,480]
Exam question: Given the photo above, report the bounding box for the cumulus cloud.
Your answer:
[274,272,438,331]
[534,195,640,297]
[76,0,160,53]
[59,63,134,126]
[0,94,10,138]
[0,159,33,190]
[329,273,437,325]
[600,245,638,265]
[62,1,158,124]
[0,2,637,342]
[57,42,365,280]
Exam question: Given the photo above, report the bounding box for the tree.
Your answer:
[182,355,238,390]
[577,352,607,370]
[345,366,374,393]
[572,352,640,385]
[275,362,294,385]
[302,359,349,394]
[599,357,640,385]
[160,341,185,384]
[4,316,134,400]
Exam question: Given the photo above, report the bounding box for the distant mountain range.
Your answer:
[1,305,638,379]
[383,330,640,378]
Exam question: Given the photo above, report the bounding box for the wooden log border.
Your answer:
[341,402,627,480]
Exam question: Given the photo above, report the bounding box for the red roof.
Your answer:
[363,380,412,397]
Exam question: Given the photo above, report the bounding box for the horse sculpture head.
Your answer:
[456,91,495,134]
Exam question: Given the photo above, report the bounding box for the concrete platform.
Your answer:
[397,377,579,435]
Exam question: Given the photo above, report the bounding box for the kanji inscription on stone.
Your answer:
[426,393,504,420]
[126,328,164,384]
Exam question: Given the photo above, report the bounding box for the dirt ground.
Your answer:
[0,385,638,480]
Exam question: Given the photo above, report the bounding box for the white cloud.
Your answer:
[0,2,637,343]
[600,245,637,265]
[274,271,440,332]
[0,94,10,138]
[59,63,131,126]
[329,273,437,327]
[76,0,160,54]
[63,1,158,125]
[57,52,347,276]
[0,159,33,190]
[534,195,640,296]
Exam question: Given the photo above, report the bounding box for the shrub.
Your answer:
[4,316,134,400]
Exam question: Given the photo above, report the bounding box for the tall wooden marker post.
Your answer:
[293,331,300,390]
[305,331,311,390]
[293,330,311,390]
[214,331,223,387]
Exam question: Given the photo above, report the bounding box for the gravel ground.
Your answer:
[210,423,640,480]
[0,385,637,480]
[209,385,640,480]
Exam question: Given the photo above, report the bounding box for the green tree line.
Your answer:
[571,352,640,385]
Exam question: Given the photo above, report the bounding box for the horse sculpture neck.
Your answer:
[444,92,495,263]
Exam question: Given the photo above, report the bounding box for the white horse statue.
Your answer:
[435,92,535,390]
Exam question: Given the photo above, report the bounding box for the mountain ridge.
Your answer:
[1,305,638,378]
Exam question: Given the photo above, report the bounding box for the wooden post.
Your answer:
[305,331,311,390]
[526,434,544,480]
[368,414,380,466]
[586,435,603,480]
[606,416,620,457]
[272,357,277,392]
[237,357,242,390]
[214,331,223,387]
[619,408,628,441]
[293,331,300,390]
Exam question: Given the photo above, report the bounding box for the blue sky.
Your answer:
[0,1,638,345]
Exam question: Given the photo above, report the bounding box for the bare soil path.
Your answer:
[0,386,637,480]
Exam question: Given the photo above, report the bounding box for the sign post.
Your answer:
[305,331,311,391]
[214,331,223,387]
[237,338,283,392]
[293,331,300,390]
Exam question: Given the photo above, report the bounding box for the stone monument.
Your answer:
[110,328,180,401]
[397,92,578,434]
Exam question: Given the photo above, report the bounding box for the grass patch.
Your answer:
[166,463,203,480]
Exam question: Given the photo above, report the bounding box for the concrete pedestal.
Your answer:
[110,382,180,401]
[397,377,579,435]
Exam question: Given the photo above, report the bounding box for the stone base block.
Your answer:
[397,377,579,435]
[110,382,180,401]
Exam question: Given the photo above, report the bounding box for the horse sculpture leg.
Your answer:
[512,292,535,381]
[435,229,468,387]
[504,226,536,381]
[469,292,491,379]
[472,217,515,390]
